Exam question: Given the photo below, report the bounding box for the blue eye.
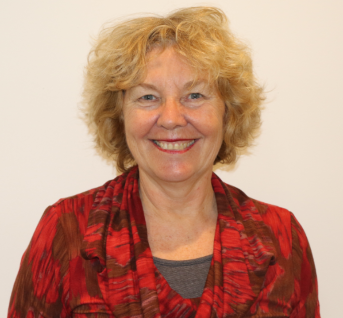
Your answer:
[141,94,156,100]
[189,93,202,99]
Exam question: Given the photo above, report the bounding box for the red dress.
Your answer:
[8,167,320,317]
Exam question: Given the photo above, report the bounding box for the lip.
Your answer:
[155,139,194,142]
[151,139,197,153]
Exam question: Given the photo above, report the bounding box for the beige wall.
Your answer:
[1,0,342,316]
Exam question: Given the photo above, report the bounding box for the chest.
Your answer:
[145,218,216,260]
[70,255,293,318]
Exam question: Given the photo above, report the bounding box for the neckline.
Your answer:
[153,254,213,266]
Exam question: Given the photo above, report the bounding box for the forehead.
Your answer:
[146,46,188,68]
[143,47,205,87]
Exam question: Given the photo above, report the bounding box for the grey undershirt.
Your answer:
[153,254,212,299]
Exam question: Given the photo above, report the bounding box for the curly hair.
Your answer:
[82,6,264,173]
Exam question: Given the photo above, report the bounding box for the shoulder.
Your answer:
[23,173,129,272]
[37,173,129,237]
[223,181,293,225]
[49,173,128,216]
[222,181,298,248]
[222,181,304,262]
[51,179,110,212]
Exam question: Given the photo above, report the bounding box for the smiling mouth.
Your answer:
[152,140,195,151]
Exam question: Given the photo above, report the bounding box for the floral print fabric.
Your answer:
[8,167,320,317]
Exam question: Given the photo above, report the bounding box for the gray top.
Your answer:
[153,254,212,299]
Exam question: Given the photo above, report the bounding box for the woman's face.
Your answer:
[123,47,225,183]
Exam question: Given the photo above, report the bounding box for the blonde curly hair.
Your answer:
[82,6,264,173]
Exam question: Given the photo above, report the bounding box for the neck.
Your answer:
[138,168,217,223]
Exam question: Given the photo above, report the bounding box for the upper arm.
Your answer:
[290,213,320,318]
[8,205,70,318]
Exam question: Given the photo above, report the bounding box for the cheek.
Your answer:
[197,110,225,140]
[213,104,225,140]
[124,109,156,141]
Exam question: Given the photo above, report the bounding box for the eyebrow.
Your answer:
[137,80,208,91]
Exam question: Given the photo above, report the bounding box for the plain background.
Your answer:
[1,0,342,316]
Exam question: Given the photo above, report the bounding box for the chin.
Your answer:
[157,172,192,183]
[151,164,203,183]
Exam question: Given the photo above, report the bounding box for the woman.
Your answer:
[8,6,320,318]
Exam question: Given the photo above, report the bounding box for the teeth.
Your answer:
[154,140,195,150]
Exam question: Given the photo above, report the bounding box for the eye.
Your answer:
[140,94,156,101]
[188,93,203,100]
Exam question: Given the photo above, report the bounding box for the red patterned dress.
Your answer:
[8,167,320,317]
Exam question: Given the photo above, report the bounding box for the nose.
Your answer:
[156,97,187,129]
